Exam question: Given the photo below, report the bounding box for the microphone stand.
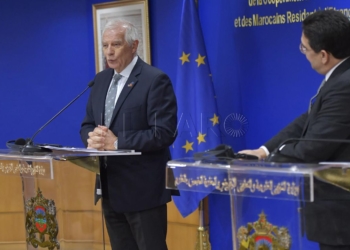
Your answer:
[21,81,94,153]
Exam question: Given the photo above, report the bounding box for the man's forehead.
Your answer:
[301,34,309,44]
[104,26,125,35]
[102,30,125,41]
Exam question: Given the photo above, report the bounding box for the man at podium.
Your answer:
[239,10,350,250]
[80,19,177,250]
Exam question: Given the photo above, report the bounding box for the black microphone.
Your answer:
[266,137,350,163]
[6,80,95,153]
[194,144,258,160]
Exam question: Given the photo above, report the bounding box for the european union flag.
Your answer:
[171,0,221,217]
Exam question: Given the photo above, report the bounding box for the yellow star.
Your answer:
[195,54,206,67]
[197,132,206,145]
[179,52,190,65]
[182,140,194,153]
[210,113,219,126]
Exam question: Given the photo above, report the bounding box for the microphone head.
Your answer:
[88,80,95,87]
[214,144,235,158]
[14,138,26,145]
[194,144,235,159]
[6,138,51,153]
[6,138,26,151]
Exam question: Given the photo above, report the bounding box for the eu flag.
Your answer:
[171,0,221,217]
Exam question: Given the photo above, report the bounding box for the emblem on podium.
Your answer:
[237,211,291,250]
[25,189,60,250]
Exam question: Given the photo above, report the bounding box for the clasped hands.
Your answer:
[87,125,117,151]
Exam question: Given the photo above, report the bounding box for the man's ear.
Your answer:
[132,40,139,53]
[320,50,330,64]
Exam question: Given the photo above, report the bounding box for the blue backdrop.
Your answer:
[1,0,350,249]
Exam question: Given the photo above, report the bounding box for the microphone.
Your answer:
[6,80,95,153]
[266,137,350,163]
[194,144,258,160]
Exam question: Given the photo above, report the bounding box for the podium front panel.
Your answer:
[166,158,350,250]
[0,150,111,250]
[166,158,318,201]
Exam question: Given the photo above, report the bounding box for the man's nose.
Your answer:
[106,45,114,55]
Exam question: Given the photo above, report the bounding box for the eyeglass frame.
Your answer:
[299,43,309,54]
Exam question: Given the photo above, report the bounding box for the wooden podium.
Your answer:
[0,148,139,250]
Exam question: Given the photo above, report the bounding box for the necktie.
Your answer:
[104,74,122,127]
[308,79,326,113]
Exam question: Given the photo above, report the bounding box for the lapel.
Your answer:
[302,58,350,136]
[110,58,143,123]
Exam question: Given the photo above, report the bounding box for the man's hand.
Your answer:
[87,126,108,151]
[87,125,118,151]
[238,148,267,160]
[100,125,118,150]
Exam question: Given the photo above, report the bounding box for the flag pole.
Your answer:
[194,1,210,249]
[195,197,211,250]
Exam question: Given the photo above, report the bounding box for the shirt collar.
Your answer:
[325,57,349,81]
[114,55,138,78]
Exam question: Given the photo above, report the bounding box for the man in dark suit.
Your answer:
[239,10,350,250]
[80,19,177,250]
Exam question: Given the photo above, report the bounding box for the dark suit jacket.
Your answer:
[80,58,177,213]
[264,58,350,245]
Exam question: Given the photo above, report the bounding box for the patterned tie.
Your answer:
[104,74,122,127]
[308,79,326,113]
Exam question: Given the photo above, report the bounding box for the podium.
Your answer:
[0,148,140,250]
[166,157,350,250]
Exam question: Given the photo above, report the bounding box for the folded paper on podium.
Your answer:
[0,149,140,250]
[166,157,350,250]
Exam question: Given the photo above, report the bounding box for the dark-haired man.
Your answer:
[240,10,350,250]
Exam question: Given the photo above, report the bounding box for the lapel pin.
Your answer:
[128,82,134,88]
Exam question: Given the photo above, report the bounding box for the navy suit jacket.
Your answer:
[80,58,177,213]
[264,58,350,245]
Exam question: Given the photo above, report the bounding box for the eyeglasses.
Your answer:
[299,43,309,54]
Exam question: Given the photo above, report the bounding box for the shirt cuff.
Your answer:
[260,146,269,156]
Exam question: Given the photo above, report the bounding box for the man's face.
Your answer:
[102,26,138,72]
[300,33,324,74]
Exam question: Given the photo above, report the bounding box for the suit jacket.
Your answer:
[264,58,350,245]
[80,58,177,213]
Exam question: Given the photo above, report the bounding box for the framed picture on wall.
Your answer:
[93,0,151,73]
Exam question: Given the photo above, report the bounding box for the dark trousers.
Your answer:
[320,244,350,250]
[102,199,168,250]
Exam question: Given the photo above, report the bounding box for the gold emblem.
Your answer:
[237,211,291,250]
[25,189,60,250]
